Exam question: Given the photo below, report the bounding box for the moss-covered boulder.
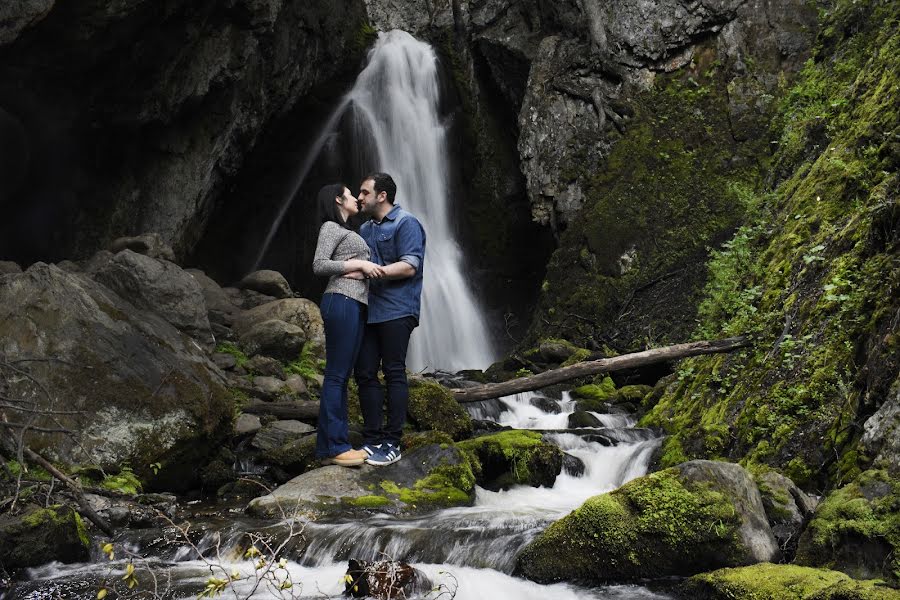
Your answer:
[515,460,778,582]
[796,470,900,585]
[681,563,900,600]
[246,443,475,518]
[571,376,617,412]
[755,469,819,559]
[0,505,90,568]
[407,377,473,440]
[457,430,563,491]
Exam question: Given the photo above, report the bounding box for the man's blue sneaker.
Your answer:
[365,444,401,466]
[360,443,381,457]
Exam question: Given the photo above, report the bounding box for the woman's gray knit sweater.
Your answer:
[312,221,370,305]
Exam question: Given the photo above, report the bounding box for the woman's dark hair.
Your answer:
[317,183,350,229]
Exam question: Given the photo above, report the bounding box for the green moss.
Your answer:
[682,563,899,599]
[349,495,391,509]
[402,430,455,453]
[796,470,900,584]
[458,430,562,489]
[284,341,326,383]
[378,461,475,509]
[637,0,900,491]
[516,467,742,582]
[100,466,142,495]
[215,342,249,369]
[406,378,472,440]
[571,376,617,410]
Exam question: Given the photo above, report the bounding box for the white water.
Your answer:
[18,389,668,599]
[254,30,496,373]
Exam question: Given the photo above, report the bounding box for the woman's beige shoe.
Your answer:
[322,449,366,466]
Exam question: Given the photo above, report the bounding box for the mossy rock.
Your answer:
[401,430,455,453]
[613,384,653,403]
[568,410,602,428]
[407,377,473,440]
[682,563,900,599]
[795,470,900,585]
[247,443,475,518]
[0,505,90,569]
[515,460,777,582]
[571,376,617,411]
[457,430,562,491]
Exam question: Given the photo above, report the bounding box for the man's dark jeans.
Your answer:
[316,293,365,459]
[355,316,417,447]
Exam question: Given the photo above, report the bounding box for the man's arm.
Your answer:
[380,217,425,280]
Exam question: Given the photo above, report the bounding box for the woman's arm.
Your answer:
[312,223,349,276]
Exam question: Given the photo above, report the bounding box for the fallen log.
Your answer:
[451,336,750,403]
[242,399,319,420]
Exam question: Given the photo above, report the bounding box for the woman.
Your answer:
[312,183,384,466]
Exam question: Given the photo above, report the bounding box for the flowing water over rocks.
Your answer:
[13,390,671,599]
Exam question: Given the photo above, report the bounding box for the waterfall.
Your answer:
[254,30,496,373]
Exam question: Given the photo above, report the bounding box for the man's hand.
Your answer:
[342,271,366,280]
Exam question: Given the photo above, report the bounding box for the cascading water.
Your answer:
[254,30,496,373]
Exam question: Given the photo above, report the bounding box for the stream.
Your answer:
[11,390,674,600]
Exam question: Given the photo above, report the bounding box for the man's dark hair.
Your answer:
[317,183,350,229]
[364,172,397,204]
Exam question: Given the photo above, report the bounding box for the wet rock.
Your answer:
[247,443,475,517]
[93,249,214,349]
[755,470,818,558]
[251,420,316,452]
[224,286,277,310]
[238,269,292,299]
[407,377,473,440]
[568,410,602,428]
[284,374,307,395]
[0,505,90,568]
[562,452,585,477]
[0,260,22,275]
[458,430,562,490]
[344,558,430,599]
[516,459,779,582]
[0,264,231,486]
[362,0,453,35]
[109,233,177,263]
[530,395,562,414]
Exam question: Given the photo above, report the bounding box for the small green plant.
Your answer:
[215,342,249,369]
[515,368,534,378]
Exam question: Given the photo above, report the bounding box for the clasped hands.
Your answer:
[342,259,385,280]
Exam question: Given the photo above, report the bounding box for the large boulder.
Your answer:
[0,263,232,489]
[237,270,292,299]
[185,268,241,327]
[0,505,90,569]
[681,563,897,600]
[232,298,325,350]
[237,318,305,361]
[93,249,213,348]
[755,470,819,558]
[795,470,900,585]
[458,430,563,491]
[515,459,779,582]
[246,443,475,518]
[407,377,473,440]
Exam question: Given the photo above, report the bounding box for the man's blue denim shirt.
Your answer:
[359,204,426,324]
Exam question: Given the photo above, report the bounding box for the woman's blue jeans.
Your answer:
[315,293,365,458]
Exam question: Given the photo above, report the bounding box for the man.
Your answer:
[354,172,426,466]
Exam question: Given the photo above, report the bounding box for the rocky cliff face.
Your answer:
[0,0,368,264]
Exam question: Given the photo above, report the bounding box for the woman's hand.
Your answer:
[344,259,385,279]
[342,271,365,280]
